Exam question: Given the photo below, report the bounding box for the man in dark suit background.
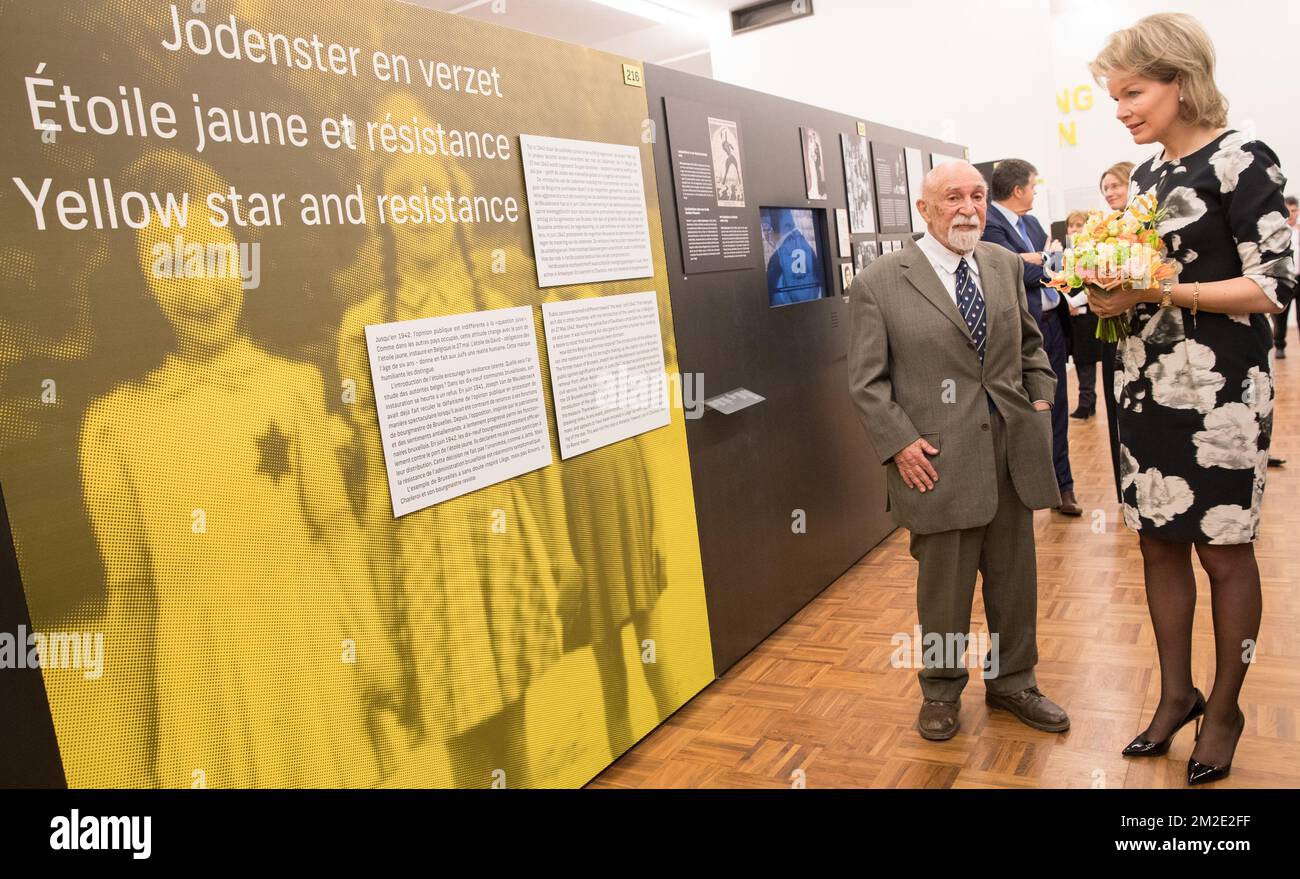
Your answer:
[982,159,1081,516]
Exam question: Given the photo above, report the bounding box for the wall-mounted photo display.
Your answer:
[854,239,879,272]
[760,206,828,307]
[801,127,828,200]
[840,133,876,234]
[835,208,852,258]
[840,261,855,292]
[871,141,912,235]
[664,97,761,273]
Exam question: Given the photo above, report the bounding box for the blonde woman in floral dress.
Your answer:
[1089,14,1295,784]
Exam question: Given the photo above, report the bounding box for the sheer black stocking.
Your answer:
[1136,533,1200,743]
[1189,542,1260,767]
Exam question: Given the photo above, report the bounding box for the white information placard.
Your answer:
[364,306,553,517]
[541,290,671,460]
[520,134,655,288]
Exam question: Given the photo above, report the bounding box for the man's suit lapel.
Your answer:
[986,206,1015,246]
[900,240,972,342]
[973,242,1002,348]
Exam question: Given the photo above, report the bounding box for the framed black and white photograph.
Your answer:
[801,126,827,200]
[905,147,926,233]
[840,133,876,234]
[854,239,878,272]
[708,116,746,207]
[835,208,851,258]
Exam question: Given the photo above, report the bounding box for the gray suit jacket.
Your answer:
[847,238,1060,534]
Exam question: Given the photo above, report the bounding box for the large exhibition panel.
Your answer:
[0,0,714,788]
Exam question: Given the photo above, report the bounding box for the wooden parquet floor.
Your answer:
[590,326,1300,789]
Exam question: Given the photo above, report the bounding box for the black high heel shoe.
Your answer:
[1121,688,1206,757]
[1187,708,1246,786]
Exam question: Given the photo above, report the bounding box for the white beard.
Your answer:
[948,224,981,253]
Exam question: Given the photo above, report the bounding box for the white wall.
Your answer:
[1050,0,1300,214]
[703,0,1059,222]
[703,0,1299,224]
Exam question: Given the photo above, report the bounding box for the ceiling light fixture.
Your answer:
[590,0,703,28]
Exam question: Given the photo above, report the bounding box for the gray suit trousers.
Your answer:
[907,406,1039,701]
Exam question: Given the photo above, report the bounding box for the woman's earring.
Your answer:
[1179,94,1185,102]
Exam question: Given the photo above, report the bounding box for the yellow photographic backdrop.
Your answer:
[0,0,713,788]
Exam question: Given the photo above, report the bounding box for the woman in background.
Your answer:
[1095,162,1136,502]
[1064,209,1099,420]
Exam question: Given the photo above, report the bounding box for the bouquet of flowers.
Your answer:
[1047,192,1178,342]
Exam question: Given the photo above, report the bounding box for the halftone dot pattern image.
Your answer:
[0,0,714,788]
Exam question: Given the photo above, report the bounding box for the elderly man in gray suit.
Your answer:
[847,160,1070,741]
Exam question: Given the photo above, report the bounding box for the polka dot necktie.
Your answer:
[954,257,987,363]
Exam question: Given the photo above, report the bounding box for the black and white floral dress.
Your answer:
[1117,130,1296,544]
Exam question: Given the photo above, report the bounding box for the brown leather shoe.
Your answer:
[985,687,1069,732]
[918,698,960,741]
[1054,489,1083,516]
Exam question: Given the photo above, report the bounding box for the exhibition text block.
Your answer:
[364,307,553,516]
[519,134,654,287]
[542,290,671,460]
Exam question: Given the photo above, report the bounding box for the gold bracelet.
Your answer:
[1192,281,1199,328]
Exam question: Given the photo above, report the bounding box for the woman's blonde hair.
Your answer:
[1099,161,1135,191]
[1089,13,1228,129]
[1066,210,1089,229]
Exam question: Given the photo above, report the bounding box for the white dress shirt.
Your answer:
[915,230,1050,408]
[915,230,982,308]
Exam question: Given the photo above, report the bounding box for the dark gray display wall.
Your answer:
[644,64,967,676]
